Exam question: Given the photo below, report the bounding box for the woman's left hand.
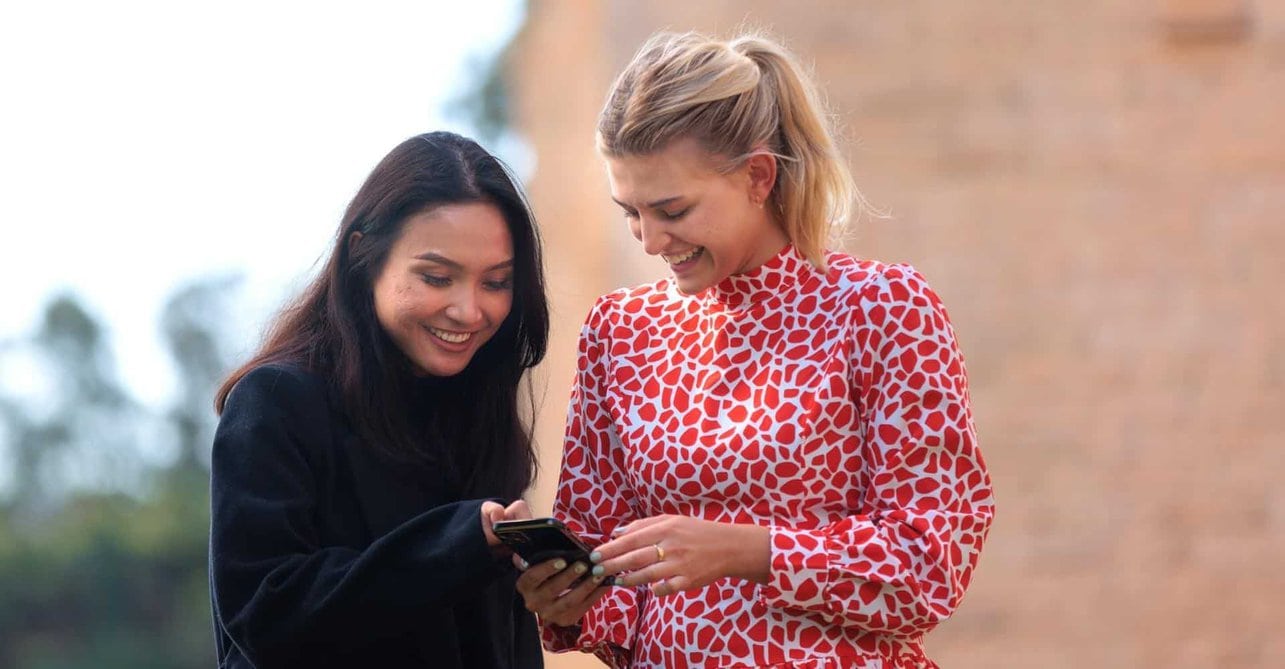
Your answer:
[589,514,770,597]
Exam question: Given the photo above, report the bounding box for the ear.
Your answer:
[348,231,364,254]
[744,151,777,206]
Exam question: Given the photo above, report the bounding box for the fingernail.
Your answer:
[589,551,603,563]
[519,559,529,570]
[573,562,587,575]
[592,574,605,584]
[554,559,567,570]
[591,565,604,577]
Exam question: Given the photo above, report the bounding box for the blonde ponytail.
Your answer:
[598,31,860,269]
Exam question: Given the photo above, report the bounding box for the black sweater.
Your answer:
[209,364,541,668]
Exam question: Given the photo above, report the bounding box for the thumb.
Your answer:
[504,499,531,521]
[481,502,505,547]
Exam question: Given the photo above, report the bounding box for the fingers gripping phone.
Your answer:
[492,517,594,565]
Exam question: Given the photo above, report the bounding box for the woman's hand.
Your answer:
[515,556,611,627]
[588,514,771,597]
[481,499,531,550]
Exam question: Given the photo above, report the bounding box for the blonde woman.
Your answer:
[517,32,994,668]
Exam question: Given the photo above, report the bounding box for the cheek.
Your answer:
[628,218,642,242]
[371,279,400,327]
[383,281,434,324]
[699,210,743,250]
[488,293,514,324]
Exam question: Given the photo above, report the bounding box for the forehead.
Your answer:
[605,138,726,201]
[394,202,513,265]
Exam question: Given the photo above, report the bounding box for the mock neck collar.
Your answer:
[702,244,814,310]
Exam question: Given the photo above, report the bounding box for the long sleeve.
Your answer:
[539,297,646,668]
[209,365,507,666]
[757,265,995,636]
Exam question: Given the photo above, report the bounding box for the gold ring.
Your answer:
[654,543,666,562]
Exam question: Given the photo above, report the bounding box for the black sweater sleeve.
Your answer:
[209,365,505,665]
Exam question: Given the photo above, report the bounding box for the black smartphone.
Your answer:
[492,517,594,565]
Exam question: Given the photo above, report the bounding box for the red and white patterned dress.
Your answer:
[543,244,994,668]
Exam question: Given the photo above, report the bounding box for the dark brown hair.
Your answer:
[216,131,548,498]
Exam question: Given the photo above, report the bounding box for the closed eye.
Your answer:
[661,207,690,220]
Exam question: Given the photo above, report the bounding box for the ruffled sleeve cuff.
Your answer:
[540,586,642,668]
[756,526,834,612]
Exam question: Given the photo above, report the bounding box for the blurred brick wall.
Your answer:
[509,2,1285,667]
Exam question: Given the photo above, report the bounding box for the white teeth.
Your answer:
[429,327,471,344]
[663,247,703,265]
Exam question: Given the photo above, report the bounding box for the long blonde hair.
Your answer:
[597,31,859,269]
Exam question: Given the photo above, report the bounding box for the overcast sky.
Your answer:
[0,0,525,407]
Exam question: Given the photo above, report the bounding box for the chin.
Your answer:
[673,266,720,296]
[414,356,473,378]
[673,279,709,296]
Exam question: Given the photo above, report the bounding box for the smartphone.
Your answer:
[492,517,594,566]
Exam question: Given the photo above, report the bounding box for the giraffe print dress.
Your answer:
[542,244,994,668]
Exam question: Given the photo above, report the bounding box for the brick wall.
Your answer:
[509,2,1285,667]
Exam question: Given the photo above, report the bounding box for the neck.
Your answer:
[738,217,791,274]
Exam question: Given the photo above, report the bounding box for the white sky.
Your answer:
[0,0,525,408]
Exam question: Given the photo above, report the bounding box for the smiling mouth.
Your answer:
[662,247,704,265]
[428,327,473,344]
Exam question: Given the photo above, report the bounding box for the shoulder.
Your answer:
[226,362,327,405]
[582,277,689,333]
[219,362,334,433]
[823,251,943,309]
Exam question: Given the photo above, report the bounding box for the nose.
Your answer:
[635,216,668,256]
[444,285,484,327]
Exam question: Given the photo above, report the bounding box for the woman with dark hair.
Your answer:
[209,131,548,668]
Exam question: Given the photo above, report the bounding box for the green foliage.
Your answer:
[0,277,237,668]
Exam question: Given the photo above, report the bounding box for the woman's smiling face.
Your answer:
[369,202,514,377]
[605,138,787,295]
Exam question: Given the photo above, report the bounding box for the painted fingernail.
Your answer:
[589,551,603,563]
[573,562,587,575]
[553,559,567,570]
[519,559,529,570]
[591,565,604,577]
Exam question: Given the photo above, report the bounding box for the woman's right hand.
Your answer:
[515,556,611,627]
[482,499,532,550]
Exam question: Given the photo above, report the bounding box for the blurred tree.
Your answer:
[0,295,145,518]
[0,276,238,668]
[160,275,241,470]
[444,1,525,151]
[447,50,512,148]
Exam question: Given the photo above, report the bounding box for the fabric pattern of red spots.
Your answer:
[542,245,994,668]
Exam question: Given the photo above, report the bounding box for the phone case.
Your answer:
[493,517,594,565]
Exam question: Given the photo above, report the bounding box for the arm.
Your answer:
[539,297,647,667]
[758,265,995,636]
[210,365,507,665]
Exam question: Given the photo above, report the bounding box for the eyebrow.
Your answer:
[612,196,683,210]
[414,252,514,271]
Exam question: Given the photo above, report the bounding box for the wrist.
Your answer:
[721,522,771,583]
